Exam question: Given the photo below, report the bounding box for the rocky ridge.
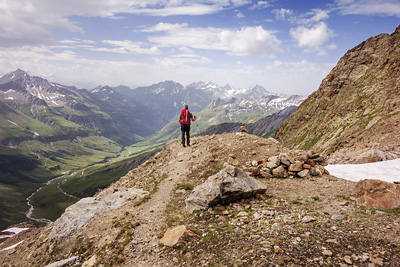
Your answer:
[1,132,399,266]
[274,25,400,163]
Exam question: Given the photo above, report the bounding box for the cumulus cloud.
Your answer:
[335,0,400,17]
[290,22,334,52]
[144,23,281,57]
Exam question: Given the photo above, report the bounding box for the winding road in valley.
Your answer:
[25,173,81,225]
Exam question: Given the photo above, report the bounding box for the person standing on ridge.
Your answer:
[179,104,196,147]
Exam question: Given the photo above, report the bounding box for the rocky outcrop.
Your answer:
[354,179,400,209]
[49,188,148,254]
[185,163,267,213]
[274,25,400,163]
[244,150,328,178]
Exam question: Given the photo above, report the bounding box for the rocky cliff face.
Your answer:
[274,25,400,163]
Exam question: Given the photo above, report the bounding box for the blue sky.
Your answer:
[0,0,399,95]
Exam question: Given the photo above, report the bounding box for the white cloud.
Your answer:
[235,10,245,18]
[144,23,281,57]
[309,9,330,22]
[140,22,188,32]
[290,22,334,50]
[335,0,400,17]
[0,0,251,48]
[250,1,272,10]
[293,9,330,25]
[88,40,160,55]
[272,8,293,20]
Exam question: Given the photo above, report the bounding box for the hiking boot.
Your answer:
[187,143,190,146]
[182,143,186,147]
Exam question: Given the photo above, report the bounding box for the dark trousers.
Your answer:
[181,124,190,145]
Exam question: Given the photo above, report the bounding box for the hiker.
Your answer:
[179,104,196,147]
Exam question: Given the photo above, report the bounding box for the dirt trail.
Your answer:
[123,141,201,266]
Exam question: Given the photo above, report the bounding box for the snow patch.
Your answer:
[0,241,24,252]
[326,158,400,183]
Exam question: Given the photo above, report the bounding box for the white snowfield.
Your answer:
[325,158,400,183]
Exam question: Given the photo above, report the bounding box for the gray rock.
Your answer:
[302,216,316,223]
[269,156,280,166]
[331,214,346,220]
[297,169,310,178]
[271,222,283,232]
[322,250,333,256]
[279,153,291,166]
[45,256,78,267]
[267,137,280,144]
[49,188,148,253]
[185,164,267,213]
[272,166,288,178]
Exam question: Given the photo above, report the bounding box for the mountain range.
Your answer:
[0,69,305,228]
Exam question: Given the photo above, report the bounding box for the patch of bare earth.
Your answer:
[1,133,399,266]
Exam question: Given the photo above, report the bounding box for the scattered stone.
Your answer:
[271,222,283,232]
[322,249,333,256]
[279,153,291,166]
[237,211,249,217]
[82,255,97,267]
[331,214,346,220]
[302,216,316,223]
[274,246,283,254]
[227,156,240,166]
[45,256,78,267]
[160,225,198,247]
[343,255,353,264]
[326,239,338,244]
[289,161,304,172]
[297,169,310,178]
[369,256,384,266]
[272,165,288,178]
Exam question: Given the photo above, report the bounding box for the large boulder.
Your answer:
[354,179,400,209]
[185,163,267,213]
[49,188,148,256]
